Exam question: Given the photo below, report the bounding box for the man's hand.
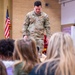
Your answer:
[24,36,28,41]
[47,37,49,44]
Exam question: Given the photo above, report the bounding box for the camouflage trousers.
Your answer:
[30,34,44,57]
[35,38,44,53]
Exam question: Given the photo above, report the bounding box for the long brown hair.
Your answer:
[14,37,39,73]
[0,61,7,75]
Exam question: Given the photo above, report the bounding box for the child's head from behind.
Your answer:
[15,38,38,62]
[45,32,75,75]
[47,32,74,59]
[0,38,14,60]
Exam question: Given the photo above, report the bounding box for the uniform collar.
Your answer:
[33,10,41,16]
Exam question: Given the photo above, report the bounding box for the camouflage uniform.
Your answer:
[22,10,50,53]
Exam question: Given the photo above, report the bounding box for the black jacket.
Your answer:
[29,61,57,75]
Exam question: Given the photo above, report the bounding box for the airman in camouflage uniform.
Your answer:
[22,1,50,54]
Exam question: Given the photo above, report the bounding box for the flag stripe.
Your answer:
[4,9,11,38]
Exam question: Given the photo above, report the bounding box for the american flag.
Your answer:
[4,9,11,38]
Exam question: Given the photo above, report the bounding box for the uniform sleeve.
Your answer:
[22,14,30,37]
[44,15,51,38]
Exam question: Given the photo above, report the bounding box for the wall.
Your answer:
[61,0,75,38]
[12,0,61,40]
[0,0,4,39]
[61,0,75,25]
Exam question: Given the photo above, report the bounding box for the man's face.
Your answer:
[34,6,42,14]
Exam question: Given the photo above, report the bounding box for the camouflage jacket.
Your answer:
[22,10,50,39]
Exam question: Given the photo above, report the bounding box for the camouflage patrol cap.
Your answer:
[34,1,42,6]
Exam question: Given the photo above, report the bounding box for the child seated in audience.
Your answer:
[29,32,75,75]
[13,37,39,75]
[0,38,15,75]
[0,60,7,75]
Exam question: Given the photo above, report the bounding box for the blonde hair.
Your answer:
[14,37,39,73]
[36,32,75,75]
